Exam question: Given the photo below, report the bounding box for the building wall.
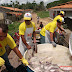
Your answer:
[0,7,11,19]
[65,11,72,19]
[49,8,72,19]
[0,7,24,22]
[0,12,4,20]
[0,7,11,13]
[49,9,59,19]
[49,9,54,19]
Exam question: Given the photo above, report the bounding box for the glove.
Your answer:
[0,57,5,66]
[19,57,29,66]
[52,41,56,47]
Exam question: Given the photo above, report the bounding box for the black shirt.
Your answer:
[40,24,43,28]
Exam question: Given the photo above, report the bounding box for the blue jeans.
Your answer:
[40,34,45,44]
[1,52,16,72]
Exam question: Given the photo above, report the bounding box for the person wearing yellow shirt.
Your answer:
[40,17,65,47]
[0,57,5,66]
[19,13,36,56]
[53,11,65,22]
[53,11,66,42]
[0,24,28,72]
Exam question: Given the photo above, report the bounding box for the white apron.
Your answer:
[19,24,33,56]
[45,26,58,43]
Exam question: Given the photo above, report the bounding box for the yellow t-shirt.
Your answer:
[19,21,36,35]
[40,21,57,36]
[0,33,16,56]
[53,15,62,22]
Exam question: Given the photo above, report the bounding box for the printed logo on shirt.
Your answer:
[27,33,32,37]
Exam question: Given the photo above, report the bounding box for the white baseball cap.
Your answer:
[61,17,64,23]
[60,11,65,15]
[24,13,32,20]
[57,17,65,23]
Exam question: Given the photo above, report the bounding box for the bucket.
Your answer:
[24,43,71,71]
[24,49,34,71]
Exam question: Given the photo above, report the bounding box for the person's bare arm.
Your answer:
[59,26,66,33]
[50,32,56,47]
[13,47,29,65]
[50,32,54,41]
[13,47,23,59]
[33,31,36,43]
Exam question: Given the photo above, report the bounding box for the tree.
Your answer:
[35,1,45,11]
[19,4,26,9]
[15,1,20,8]
[46,0,72,9]
[39,1,45,10]
[25,2,33,9]
[32,0,37,10]
[46,1,59,9]
[10,0,20,8]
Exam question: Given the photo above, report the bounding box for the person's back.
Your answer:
[53,15,61,22]
[40,21,57,36]
[53,11,65,22]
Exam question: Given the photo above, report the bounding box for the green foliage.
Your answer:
[59,0,72,3]
[8,21,21,36]
[37,11,49,18]
[25,2,33,9]
[46,1,59,8]
[46,0,72,9]
[1,1,45,11]
[1,0,72,11]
